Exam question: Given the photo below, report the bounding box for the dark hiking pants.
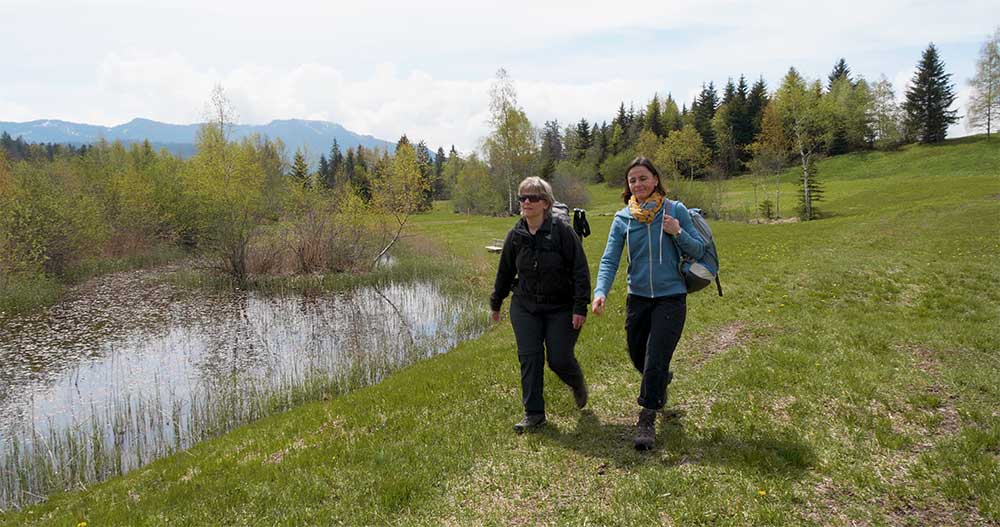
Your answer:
[510,297,585,416]
[625,294,687,410]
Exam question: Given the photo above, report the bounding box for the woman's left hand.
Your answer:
[572,314,586,330]
[662,213,681,235]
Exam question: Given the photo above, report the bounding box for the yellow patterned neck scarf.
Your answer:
[628,192,665,224]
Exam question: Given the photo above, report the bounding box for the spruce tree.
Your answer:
[828,58,852,90]
[734,75,754,159]
[290,150,310,185]
[693,82,719,156]
[747,77,770,140]
[903,43,959,144]
[318,154,330,186]
[575,118,592,160]
[645,94,664,137]
[328,140,343,187]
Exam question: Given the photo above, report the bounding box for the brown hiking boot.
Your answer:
[634,408,657,450]
[513,413,546,434]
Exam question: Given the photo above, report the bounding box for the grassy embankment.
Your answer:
[2,136,998,525]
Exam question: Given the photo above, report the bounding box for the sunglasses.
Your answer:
[518,195,544,203]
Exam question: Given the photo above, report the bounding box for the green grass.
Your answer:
[2,136,999,525]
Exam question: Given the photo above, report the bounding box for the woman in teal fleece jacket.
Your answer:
[591,156,705,450]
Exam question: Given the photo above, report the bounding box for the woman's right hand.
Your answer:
[490,310,501,322]
[591,296,606,315]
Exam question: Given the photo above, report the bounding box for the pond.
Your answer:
[0,267,486,509]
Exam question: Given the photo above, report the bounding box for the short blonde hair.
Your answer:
[517,177,555,213]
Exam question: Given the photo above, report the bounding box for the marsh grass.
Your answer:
[0,274,487,511]
[1,136,997,525]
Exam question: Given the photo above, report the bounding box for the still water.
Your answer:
[0,267,485,508]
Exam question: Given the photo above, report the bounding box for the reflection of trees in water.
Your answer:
[1,276,487,509]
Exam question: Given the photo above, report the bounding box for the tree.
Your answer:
[903,43,959,144]
[773,68,827,220]
[290,149,310,185]
[574,118,592,160]
[871,75,904,149]
[432,146,447,199]
[317,154,330,186]
[371,142,430,266]
[748,102,791,218]
[655,125,711,180]
[693,82,719,157]
[539,120,563,178]
[485,68,538,215]
[747,77,770,140]
[634,129,662,159]
[661,94,682,133]
[968,27,1000,140]
[328,140,343,188]
[711,103,741,175]
[645,94,664,137]
[828,58,852,90]
[452,154,503,215]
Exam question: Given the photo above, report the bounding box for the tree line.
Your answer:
[0,86,438,298]
[448,37,997,221]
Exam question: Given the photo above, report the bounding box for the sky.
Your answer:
[1,0,996,153]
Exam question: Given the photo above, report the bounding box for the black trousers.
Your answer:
[509,296,585,416]
[626,294,686,410]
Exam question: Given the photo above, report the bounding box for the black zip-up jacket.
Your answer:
[490,215,591,316]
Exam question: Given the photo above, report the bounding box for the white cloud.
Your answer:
[1,1,994,148]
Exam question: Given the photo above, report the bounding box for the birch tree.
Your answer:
[968,27,1000,140]
[484,68,538,215]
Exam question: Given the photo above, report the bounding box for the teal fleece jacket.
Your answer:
[593,200,706,299]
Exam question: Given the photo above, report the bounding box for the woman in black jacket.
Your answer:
[490,177,591,433]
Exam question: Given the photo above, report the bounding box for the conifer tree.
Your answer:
[645,94,664,137]
[693,82,719,156]
[903,43,959,143]
[318,154,330,186]
[661,94,682,133]
[828,58,852,90]
[747,77,770,140]
[290,149,310,185]
[575,118,593,160]
[434,146,446,197]
[328,140,343,187]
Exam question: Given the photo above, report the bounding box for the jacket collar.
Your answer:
[516,214,553,235]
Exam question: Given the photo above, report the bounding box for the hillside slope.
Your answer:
[2,136,998,526]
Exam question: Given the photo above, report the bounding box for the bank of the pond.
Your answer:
[1,137,998,525]
[0,234,486,511]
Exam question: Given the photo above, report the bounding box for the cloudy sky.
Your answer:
[1,0,995,152]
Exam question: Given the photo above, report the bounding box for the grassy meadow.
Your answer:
[1,136,998,526]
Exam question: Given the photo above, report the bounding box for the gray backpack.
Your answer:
[670,201,723,296]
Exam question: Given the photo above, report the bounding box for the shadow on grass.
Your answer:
[541,410,815,479]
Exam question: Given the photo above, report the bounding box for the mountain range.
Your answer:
[0,118,396,164]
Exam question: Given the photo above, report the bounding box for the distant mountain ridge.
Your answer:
[0,118,396,163]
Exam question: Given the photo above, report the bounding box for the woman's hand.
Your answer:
[572,314,586,330]
[591,296,606,315]
[490,310,501,323]
[662,213,681,236]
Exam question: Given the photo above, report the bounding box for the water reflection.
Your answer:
[0,271,483,509]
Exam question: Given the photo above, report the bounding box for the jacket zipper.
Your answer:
[646,224,654,295]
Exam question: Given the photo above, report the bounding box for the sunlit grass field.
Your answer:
[2,136,997,526]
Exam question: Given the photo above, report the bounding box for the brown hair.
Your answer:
[621,156,666,204]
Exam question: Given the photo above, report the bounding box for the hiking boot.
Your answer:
[572,383,589,409]
[634,408,657,450]
[513,413,546,433]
